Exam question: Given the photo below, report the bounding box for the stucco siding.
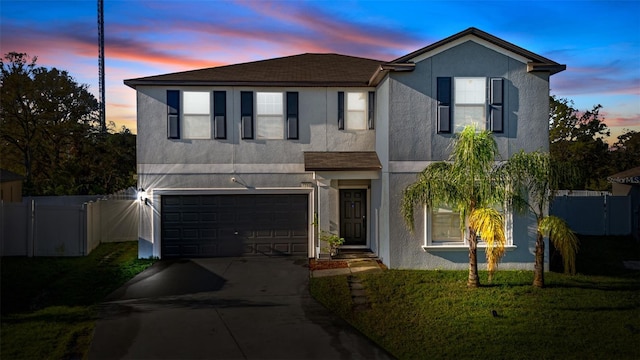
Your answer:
[387,40,550,163]
[381,40,551,270]
[386,173,542,270]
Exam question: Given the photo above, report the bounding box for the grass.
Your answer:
[310,236,640,359]
[1,242,155,360]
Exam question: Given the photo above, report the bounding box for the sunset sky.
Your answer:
[1,0,639,141]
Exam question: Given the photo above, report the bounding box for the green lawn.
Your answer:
[1,242,155,360]
[311,236,640,359]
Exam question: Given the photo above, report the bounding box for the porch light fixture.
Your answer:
[138,188,148,205]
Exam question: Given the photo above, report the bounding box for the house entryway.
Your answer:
[340,189,367,246]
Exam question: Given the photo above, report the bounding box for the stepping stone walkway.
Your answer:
[348,276,371,311]
[310,258,384,310]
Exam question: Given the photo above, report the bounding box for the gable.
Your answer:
[392,28,564,73]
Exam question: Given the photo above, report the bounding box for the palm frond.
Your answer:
[469,208,506,280]
[539,215,579,275]
[401,162,454,231]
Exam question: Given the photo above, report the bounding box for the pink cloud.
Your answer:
[601,111,640,128]
[237,0,423,60]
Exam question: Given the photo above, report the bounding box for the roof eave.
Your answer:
[304,166,382,171]
[368,63,416,86]
[124,80,374,89]
[527,62,567,75]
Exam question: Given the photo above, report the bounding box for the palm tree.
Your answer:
[500,150,579,287]
[402,125,507,287]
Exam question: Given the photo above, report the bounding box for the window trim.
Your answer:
[338,91,374,131]
[422,205,516,251]
[256,92,285,140]
[453,77,486,133]
[437,77,505,134]
[182,91,212,140]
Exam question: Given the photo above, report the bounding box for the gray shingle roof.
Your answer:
[124,53,384,88]
[124,28,565,89]
[0,169,23,183]
[304,152,382,171]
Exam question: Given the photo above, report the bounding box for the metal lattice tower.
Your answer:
[98,0,106,133]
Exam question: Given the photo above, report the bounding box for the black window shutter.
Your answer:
[368,91,375,129]
[240,91,253,139]
[337,92,344,130]
[167,90,180,139]
[490,78,504,133]
[286,92,299,140]
[437,77,451,133]
[213,91,226,139]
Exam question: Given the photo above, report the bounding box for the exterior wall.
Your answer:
[373,77,391,264]
[136,85,377,258]
[382,39,550,270]
[388,40,550,163]
[385,172,541,270]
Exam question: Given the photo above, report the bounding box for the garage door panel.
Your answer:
[162,194,308,258]
[181,213,199,222]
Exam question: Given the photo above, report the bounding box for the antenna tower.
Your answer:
[98,0,106,133]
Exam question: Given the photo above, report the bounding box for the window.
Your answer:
[183,91,211,139]
[424,205,512,248]
[437,77,504,134]
[346,92,367,130]
[338,91,375,130]
[454,77,486,132]
[430,206,463,245]
[256,92,284,139]
[166,90,227,140]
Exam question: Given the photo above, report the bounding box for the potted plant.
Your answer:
[320,230,344,257]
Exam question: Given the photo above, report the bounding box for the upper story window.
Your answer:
[454,78,486,132]
[240,91,298,140]
[183,91,211,139]
[256,92,284,139]
[346,92,367,130]
[338,91,375,130]
[437,77,503,134]
[166,90,226,140]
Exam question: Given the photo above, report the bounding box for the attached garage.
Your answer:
[161,194,309,258]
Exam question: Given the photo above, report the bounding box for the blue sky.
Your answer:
[1,0,639,140]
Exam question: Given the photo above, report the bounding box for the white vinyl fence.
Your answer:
[1,191,139,257]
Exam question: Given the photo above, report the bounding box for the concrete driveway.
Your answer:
[88,256,393,359]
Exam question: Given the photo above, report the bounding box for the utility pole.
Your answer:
[98,0,106,133]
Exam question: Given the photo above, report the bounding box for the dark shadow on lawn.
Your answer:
[105,259,227,301]
[96,296,285,320]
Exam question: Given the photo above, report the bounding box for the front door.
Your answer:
[340,189,367,246]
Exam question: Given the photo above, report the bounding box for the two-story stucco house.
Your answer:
[124,27,565,269]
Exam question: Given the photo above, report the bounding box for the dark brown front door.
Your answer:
[340,189,367,246]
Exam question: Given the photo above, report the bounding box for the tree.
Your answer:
[402,125,507,287]
[1,52,41,192]
[611,130,640,172]
[549,96,611,190]
[500,151,579,287]
[1,52,135,195]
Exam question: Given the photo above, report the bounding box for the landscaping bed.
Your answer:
[309,258,349,270]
